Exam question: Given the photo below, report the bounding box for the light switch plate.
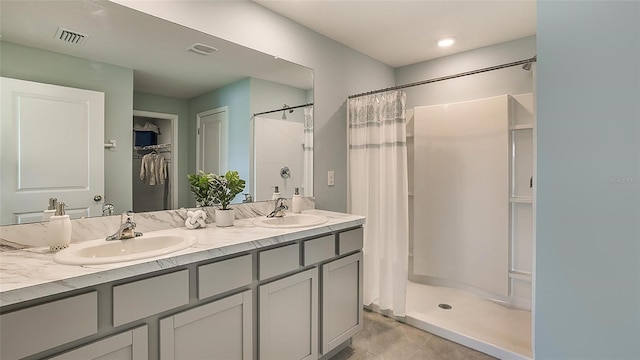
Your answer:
[327,170,335,186]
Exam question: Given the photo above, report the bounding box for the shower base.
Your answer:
[404,281,531,359]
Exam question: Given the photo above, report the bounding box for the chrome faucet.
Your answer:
[267,197,288,218]
[106,211,143,241]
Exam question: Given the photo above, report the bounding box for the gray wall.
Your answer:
[133,91,190,208]
[536,1,639,358]
[1,41,134,214]
[396,36,535,108]
[112,0,396,212]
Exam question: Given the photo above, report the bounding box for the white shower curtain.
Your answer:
[347,90,409,316]
[303,106,314,196]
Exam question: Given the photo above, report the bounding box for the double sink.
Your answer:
[53,213,327,266]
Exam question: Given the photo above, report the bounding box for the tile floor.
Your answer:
[331,310,496,360]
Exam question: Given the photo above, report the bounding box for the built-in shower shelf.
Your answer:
[509,197,533,204]
[509,271,532,282]
[406,133,414,138]
[509,124,533,130]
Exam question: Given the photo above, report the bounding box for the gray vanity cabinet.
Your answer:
[159,290,253,360]
[259,268,319,360]
[0,223,364,360]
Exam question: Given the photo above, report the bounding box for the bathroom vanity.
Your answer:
[0,210,364,360]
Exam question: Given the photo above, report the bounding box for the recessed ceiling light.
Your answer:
[437,37,456,48]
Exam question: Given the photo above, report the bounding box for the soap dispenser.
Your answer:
[41,197,58,222]
[49,202,71,252]
[292,187,302,214]
[271,186,281,200]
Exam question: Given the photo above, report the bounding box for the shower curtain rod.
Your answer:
[348,55,537,99]
[253,102,314,117]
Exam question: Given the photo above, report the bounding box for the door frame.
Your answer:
[133,110,178,209]
[196,106,228,174]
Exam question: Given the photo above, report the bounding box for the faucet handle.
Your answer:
[276,197,288,208]
[121,211,135,224]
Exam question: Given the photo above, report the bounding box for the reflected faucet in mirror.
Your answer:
[102,203,115,217]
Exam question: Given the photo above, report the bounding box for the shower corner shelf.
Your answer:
[508,270,532,282]
[509,124,533,130]
[509,197,533,204]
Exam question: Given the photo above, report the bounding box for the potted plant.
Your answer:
[210,170,246,227]
[187,170,215,207]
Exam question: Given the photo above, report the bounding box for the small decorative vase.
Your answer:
[215,208,235,227]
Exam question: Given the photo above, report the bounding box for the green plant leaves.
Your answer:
[187,170,245,209]
[187,170,216,206]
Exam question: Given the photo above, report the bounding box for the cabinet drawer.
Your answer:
[113,270,189,327]
[303,235,335,265]
[259,243,300,280]
[198,254,253,300]
[0,291,98,360]
[338,228,363,255]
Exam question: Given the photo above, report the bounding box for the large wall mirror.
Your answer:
[0,0,313,225]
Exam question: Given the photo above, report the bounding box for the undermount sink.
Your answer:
[53,233,197,265]
[253,213,328,228]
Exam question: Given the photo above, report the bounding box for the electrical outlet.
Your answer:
[327,170,335,186]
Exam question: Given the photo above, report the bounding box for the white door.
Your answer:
[196,107,228,174]
[1,77,105,225]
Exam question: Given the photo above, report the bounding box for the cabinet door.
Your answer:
[321,252,363,354]
[259,268,318,360]
[49,326,148,360]
[159,290,252,360]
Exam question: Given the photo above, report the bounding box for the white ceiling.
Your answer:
[253,0,537,68]
[0,1,312,99]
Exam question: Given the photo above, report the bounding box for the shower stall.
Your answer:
[405,94,534,359]
[348,45,537,359]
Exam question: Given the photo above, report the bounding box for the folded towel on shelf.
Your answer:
[185,210,207,229]
[133,122,160,134]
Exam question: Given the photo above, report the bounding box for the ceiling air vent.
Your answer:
[187,43,218,56]
[55,27,89,45]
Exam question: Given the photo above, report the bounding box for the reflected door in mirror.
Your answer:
[0,78,105,225]
[197,107,228,174]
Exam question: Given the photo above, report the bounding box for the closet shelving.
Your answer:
[134,143,171,151]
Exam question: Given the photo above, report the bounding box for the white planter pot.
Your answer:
[215,208,235,227]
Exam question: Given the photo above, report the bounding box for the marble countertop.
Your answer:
[0,210,365,308]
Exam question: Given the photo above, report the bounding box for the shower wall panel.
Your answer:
[413,95,510,297]
[253,117,304,201]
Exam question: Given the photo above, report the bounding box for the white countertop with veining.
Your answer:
[0,210,365,308]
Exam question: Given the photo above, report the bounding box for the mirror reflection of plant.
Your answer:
[187,171,216,206]
[211,171,246,210]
